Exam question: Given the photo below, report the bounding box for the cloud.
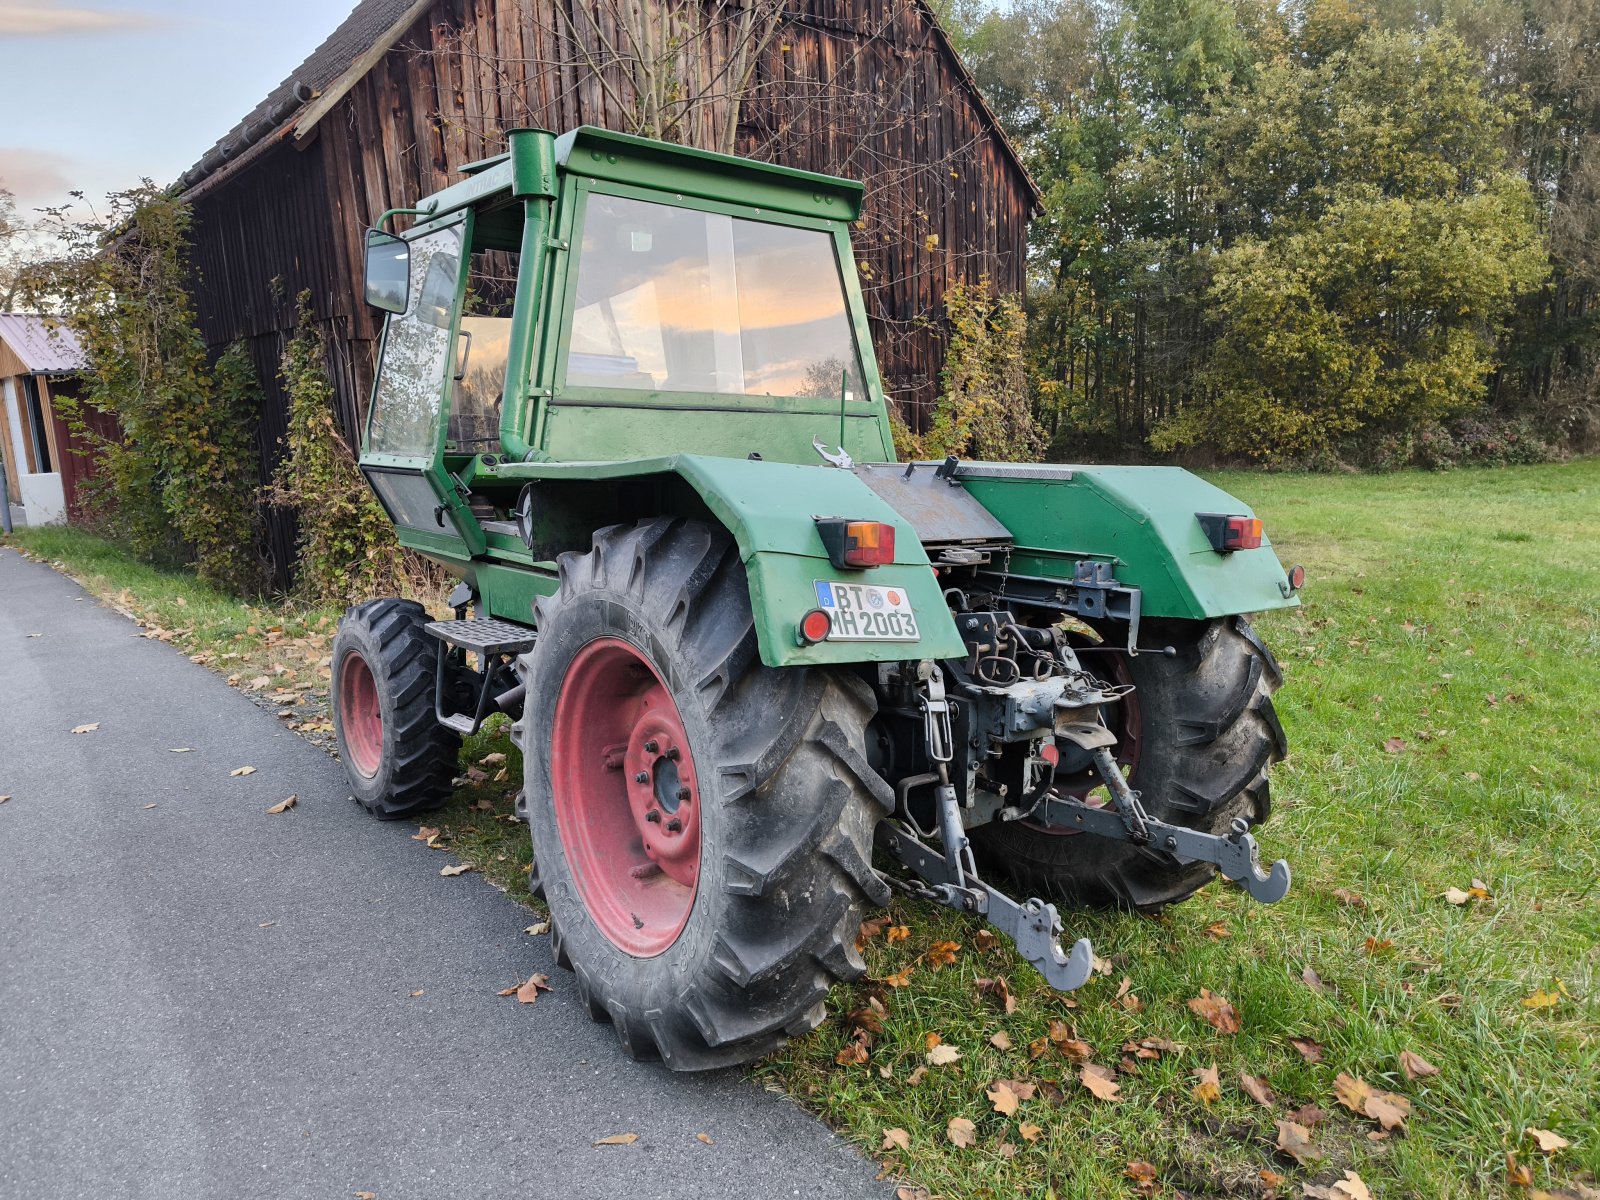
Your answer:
[0,4,166,36]
[0,148,78,203]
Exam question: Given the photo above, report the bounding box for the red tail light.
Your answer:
[1197,513,1263,552]
[815,518,896,569]
[798,608,833,644]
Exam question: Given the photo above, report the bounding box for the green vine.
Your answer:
[267,294,404,605]
[23,185,264,592]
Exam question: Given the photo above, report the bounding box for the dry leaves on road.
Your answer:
[169,747,192,753]
[1079,1063,1122,1102]
[513,973,552,1004]
[524,921,550,936]
[593,1133,638,1146]
[946,1117,977,1148]
[440,863,474,877]
[266,795,297,814]
[1187,988,1241,1034]
[696,1132,713,1145]
[412,826,441,843]
[0,795,11,804]
[229,766,256,777]
[70,723,99,734]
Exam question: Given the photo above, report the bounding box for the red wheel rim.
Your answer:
[1026,646,1143,834]
[339,650,382,778]
[551,637,702,958]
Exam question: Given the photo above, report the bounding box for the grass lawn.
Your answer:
[7,459,1597,1199]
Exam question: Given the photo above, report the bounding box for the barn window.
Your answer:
[565,193,865,401]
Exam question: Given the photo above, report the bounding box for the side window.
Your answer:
[564,193,865,400]
[368,223,465,457]
[450,246,519,450]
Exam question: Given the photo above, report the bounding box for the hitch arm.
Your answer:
[1036,747,1292,904]
[877,825,1096,992]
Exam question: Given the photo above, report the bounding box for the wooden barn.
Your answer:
[173,0,1037,583]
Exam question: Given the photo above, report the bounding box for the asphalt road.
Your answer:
[0,546,891,1200]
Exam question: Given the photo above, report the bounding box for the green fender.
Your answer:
[953,465,1300,620]
[495,453,967,668]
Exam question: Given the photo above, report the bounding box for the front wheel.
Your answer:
[520,519,891,1070]
[330,598,461,818]
[972,615,1288,911]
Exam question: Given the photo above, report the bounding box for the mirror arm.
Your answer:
[374,205,434,233]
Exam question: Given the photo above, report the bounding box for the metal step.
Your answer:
[423,617,537,656]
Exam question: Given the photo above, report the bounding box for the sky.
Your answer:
[0,0,350,217]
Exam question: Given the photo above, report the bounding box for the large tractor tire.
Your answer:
[519,518,891,1071]
[973,615,1287,912]
[331,598,461,819]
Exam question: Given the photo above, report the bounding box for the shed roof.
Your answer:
[0,314,86,374]
[173,0,1039,206]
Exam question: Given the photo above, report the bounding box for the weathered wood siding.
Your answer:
[186,0,1033,583]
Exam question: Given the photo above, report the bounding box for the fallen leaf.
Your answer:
[1203,920,1232,940]
[856,916,890,950]
[1018,1120,1043,1143]
[1523,988,1561,1009]
[1334,1073,1372,1115]
[835,1041,868,1066]
[696,1132,713,1145]
[1289,1037,1325,1064]
[1364,1088,1410,1131]
[258,921,275,928]
[354,1192,376,1199]
[906,1065,927,1087]
[515,973,552,1004]
[1332,887,1367,908]
[1275,1119,1320,1166]
[593,1132,638,1146]
[1079,1063,1121,1102]
[881,1127,911,1152]
[989,1030,1013,1051]
[1289,1103,1326,1127]
[926,1043,961,1066]
[997,1141,1016,1160]
[1192,1063,1221,1104]
[1506,1151,1533,1188]
[70,723,100,734]
[1364,936,1395,955]
[1383,737,1407,753]
[169,748,192,753]
[1301,965,1328,993]
[895,1189,931,1200]
[926,940,960,969]
[1399,1049,1440,1080]
[1240,1071,1276,1107]
[1114,976,1143,1012]
[1091,952,1113,976]
[986,1081,1020,1116]
[480,752,507,767]
[1315,1169,1374,1200]
[1527,1127,1569,1153]
[1187,988,1241,1034]
[1126,1160,1157,1192]
[266,794,298,814]
[1444,886,1472,905]
[977,976,1017,1014]
[1260,1168,1286,1190]
[229,766,256,777]
[886,925,910,943]
[974,929,999,952]
[143,803,157,810]
[946,1116,977,1148]
[409,990,424,998]
[0,795,10,804]
[440,863,475,877]
[1139,1036,1181,1056]
[412,826,441,842]
[524,921,550,936]
[881,966,915,988]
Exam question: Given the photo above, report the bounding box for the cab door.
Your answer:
[359,216,485,558]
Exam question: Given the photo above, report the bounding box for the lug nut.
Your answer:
[644,740,658,754]
[645,810,661,823]
[634,771,650,784]
[665,818,682,832]
[676,787,691,802]
[665,747,680,761]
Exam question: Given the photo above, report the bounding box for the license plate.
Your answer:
[814,580,921,641]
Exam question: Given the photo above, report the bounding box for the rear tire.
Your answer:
[972,615,1287,911]
[331,598,461,819]
[520,518,892,1070]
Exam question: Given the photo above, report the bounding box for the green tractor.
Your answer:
[331,126,1300,1071]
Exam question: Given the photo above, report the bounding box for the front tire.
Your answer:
[520,519,891,1070]
[331,598,461,819]
[973,615,1287,911]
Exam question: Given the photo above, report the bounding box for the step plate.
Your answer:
[423,617,537,656]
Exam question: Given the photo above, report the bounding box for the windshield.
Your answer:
[565,193,866,401]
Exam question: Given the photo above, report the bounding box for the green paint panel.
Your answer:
[957,466,1299,619]
[475,560,558,625]
[540,404,892,468]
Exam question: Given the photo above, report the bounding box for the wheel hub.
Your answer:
[551,637,702,957]
[338,650,382,778]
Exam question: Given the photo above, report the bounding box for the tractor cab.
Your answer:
[357,126,894,572]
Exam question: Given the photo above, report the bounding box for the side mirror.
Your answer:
[364,229,410,314]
